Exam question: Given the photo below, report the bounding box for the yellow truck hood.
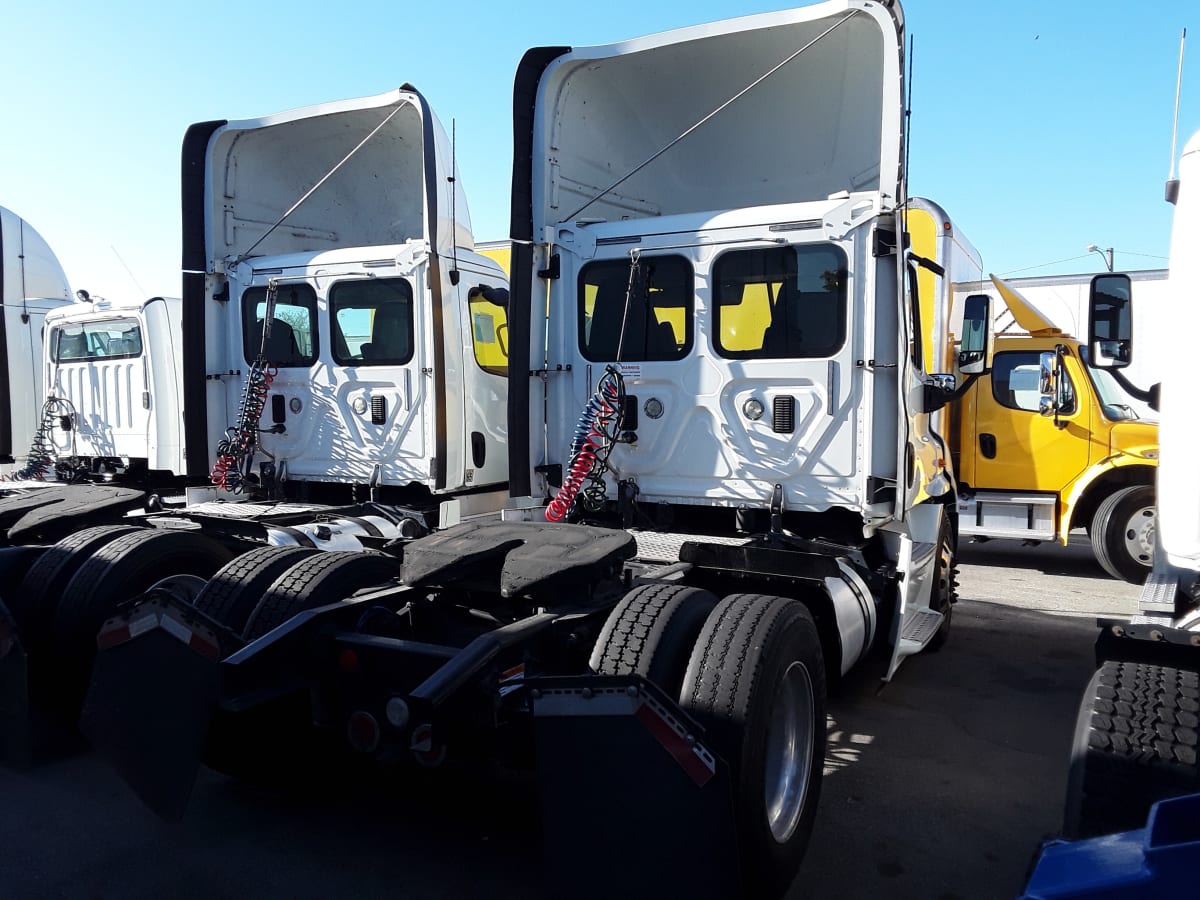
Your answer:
[989,274,1065,336]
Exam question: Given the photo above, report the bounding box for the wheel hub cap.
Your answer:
[764,661,815,843]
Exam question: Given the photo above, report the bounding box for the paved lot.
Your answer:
[0,535,1139,899]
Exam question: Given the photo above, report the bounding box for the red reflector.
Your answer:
[96,625,132,650]
[338,648,359,673]
[347,710,380,753]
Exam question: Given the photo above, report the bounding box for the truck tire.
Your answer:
[242,551,398,642]
[8,525,140,644]
[1090,485,1155,583]
[589,583,720,698]
[679,593,826,899]
[1064,661,1200,839]
[926,516,958,653]
[192,546,317,634]
[54,530,235,653]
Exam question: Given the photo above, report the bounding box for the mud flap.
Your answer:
[532,675,740,900]
[80,600,223,821]
[0,598,32,766]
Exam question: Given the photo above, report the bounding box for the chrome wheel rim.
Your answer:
[1122,504,1156,568]
[764,660,815,843]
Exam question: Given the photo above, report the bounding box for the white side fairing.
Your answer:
[1159,131,1200,569]
[525,1,904,513]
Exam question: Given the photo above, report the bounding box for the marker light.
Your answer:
[644,398,664,419]
[743,398,765,421]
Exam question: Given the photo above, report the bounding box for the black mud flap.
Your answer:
[0,598,32,766]
[532,675,740,900]
[80,599,223,821]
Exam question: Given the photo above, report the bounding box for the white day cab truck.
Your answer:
[1020,129,1200,897]
[70,4,997,898]
[0,207,73,477]
[0,86,510,762]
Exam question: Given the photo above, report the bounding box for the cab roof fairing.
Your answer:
[526,0,906,236]
[200,87,473,275]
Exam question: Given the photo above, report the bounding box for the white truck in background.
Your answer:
[1059,127,1200,841]
[0,206,73,475]
[41,295,185,483]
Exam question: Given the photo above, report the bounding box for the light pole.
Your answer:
[1087,244,1114,271]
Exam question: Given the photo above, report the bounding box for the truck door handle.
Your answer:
[980,433,996,459]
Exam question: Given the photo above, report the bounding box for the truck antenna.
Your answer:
[1166,27,1186,204]
[111,245,147,297]
[901,32,914,209]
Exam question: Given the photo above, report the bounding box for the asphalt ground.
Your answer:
[0,534,1139,900]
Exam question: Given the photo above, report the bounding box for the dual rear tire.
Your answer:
[591,585,826,899]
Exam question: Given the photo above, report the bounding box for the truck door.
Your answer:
[970,348,1091,492]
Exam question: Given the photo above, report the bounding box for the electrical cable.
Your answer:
[545,367,625,522]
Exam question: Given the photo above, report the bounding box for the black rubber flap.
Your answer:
[81,627,220,821]
[0,598,31,767]
[533,675,740,899]
[6,485,147,543]
[400,520,635,597]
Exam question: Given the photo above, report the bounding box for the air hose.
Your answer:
[212,280,280,493]
[211,359,276,492]
[545,367,624,522]
[4,396,79,482]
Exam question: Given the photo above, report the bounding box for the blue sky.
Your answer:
[1,0,1194,300]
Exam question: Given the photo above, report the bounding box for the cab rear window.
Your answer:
[242,284,318,367]
[713,245,847,359]
[578,255,692,362]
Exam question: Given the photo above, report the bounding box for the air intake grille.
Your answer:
[772,396,795,434]
[371,396,387,425]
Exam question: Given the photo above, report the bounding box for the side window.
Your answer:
[713,244,846,359]
[330,278,413,366]
[578,255,692,362]
[242,284,318,367]
[50,319,143,362]
[469,290,508,376]
[991,351,1076,414]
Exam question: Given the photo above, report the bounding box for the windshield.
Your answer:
[1079,346,1142,421]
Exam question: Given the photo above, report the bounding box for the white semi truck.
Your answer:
[70,4,995,899]
[0,86,510,760]
[1059,127,1200,841]
[0,207,73,475]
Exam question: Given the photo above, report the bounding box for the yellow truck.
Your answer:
[950,275,1158,582]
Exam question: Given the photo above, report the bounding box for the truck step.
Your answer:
[899,608,944,645]
[632,531,750,564]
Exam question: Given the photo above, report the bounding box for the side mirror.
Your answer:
[1037,350,1059,417]
[957,293,994,375]
[1087,273,1132,369]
